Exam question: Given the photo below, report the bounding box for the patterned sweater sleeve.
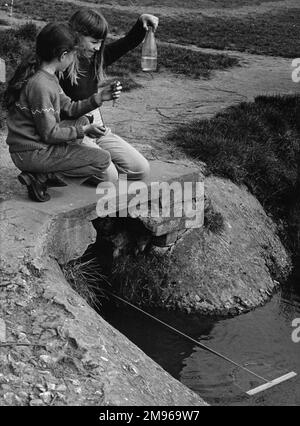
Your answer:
[26,78,85,144]
[59,86,101,118]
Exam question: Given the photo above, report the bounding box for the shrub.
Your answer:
[0,23,38,127]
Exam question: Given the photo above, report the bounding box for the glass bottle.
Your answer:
[141,27,157,72]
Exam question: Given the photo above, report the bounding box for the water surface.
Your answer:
[100,267,300,406]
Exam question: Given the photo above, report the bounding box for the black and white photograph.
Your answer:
[0,0,299,411]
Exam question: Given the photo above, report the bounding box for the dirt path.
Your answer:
[60,0,300,18]
[101,51,298,158]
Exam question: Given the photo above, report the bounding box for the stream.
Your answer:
[100,264,300,406]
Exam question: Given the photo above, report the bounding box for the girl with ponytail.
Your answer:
[59,9,159,182]
[5,22,122,202]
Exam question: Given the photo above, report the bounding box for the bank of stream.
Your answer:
[99,262,300,406]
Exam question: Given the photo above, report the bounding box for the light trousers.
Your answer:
[11,129,149,183]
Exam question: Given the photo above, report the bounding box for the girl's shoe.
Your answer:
[18,172,51,202]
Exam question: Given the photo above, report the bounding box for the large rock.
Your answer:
[112,176,291,316]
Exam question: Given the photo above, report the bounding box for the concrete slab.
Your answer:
[0,160,204,264]
[10,160,203,222]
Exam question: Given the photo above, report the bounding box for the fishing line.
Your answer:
[104,289,297,395]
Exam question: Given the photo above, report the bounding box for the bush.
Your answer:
[15,21,39,41]
[0,23,38,127]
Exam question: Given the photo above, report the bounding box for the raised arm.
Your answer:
[104,14,159,67]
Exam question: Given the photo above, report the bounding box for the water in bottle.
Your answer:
[141,27,157,72]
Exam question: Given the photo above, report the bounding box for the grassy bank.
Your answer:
[0,23,37,128]
[109,43,238,80]
[10,0,300,57]
[82,0,284,8]
[160,10,300,57]
[165,95,300,251]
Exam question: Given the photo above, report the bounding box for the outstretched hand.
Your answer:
[139,14,159,32]
[97,81,122,103]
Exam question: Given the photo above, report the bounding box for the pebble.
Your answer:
[0,374,9,384]
[35,383,46,392]
[29,399,45,407]
[19,266,31,276]
[39,355,54,365]
[0,318,6,343]
[56,392,66,401]
[47,383,56,391]
[67,379,80,386]
[19,391,29,399]
[1,384,11,391]
[17,332,28,340]
[15,301,27,307]
[4,392,18,405]
[39,391,52,405]
[56,384,67,392]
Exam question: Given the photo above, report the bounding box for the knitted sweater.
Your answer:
[60,18,146,101]
[6,69,101,153]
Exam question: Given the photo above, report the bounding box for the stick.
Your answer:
[247,372,297,396]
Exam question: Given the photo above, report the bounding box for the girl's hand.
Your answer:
[97,81,122,103]
[139,14,159,32]
[83,124,106,138]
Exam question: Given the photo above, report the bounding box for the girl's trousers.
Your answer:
[10,129,149,182]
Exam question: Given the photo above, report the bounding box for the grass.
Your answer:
[0,22,38,128]
[12,0,137,33]
[108,42,239,79]
[82,0,283,8]
[165,94,300,251]
[158,44,238,78]
[0,18,10,26]
[111,250,177,309]
[62,258,108,309]
[11,0,300,57]
[159,10,300,57]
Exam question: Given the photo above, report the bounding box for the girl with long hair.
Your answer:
[5,22,122,202]
[60,9,159,181]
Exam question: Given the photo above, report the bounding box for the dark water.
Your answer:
[100,267,300,406]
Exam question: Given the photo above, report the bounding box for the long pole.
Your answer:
[105,290,269,383]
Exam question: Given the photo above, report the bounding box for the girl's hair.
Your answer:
[69,9,108,84]
[4,22,77,110]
